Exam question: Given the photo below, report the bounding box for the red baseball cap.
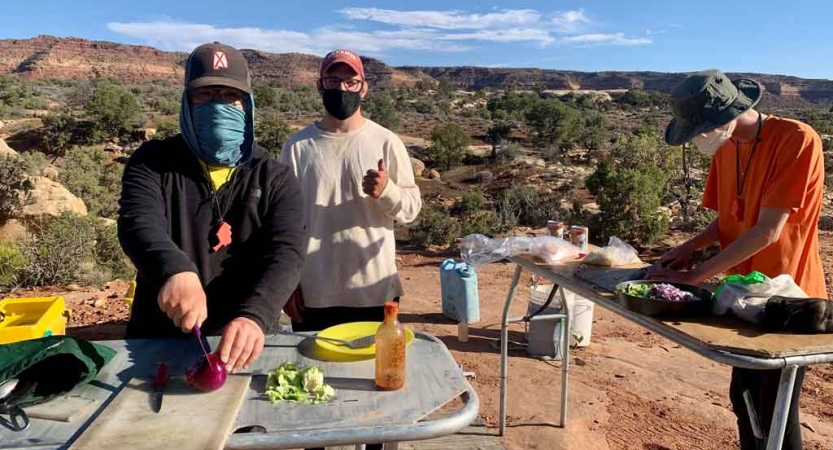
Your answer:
[320,49,365,79]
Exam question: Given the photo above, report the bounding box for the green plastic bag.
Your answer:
[714,271,768,299]
[0,336,116,409]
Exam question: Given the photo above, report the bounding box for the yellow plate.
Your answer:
[315,322,415,361]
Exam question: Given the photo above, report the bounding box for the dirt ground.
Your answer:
[13,234,832,450]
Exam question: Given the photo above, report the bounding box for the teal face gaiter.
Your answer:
[190,101,246,167]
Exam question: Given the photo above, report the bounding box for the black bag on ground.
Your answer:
[763,296,833,333]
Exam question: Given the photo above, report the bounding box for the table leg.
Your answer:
[558,287,570,428]
[765,365,798,450]
[500,264,523,437]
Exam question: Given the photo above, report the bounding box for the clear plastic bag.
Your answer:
[714,273,808,324]
[582,236,642,267]
[460,234,581,268]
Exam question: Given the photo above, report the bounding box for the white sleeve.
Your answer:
[377,136,422,224]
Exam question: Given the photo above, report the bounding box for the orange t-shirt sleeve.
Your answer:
[761,129,822,211]
[701,156,720,211]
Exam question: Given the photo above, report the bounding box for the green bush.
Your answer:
[0,154,31,223]
[0,242,29,289]
[525,99,580,148]
[153,117,180,139]
[616,89,668,109]
[95,223,135,280]
[256,114,292,158]
[579,112,608,151]
[425,123,470,170]
[84,85,141,141]
[487,89,538,122]
[825,152,833,189]
[61,147,123,218]
[41,109,77,157]
[364,94,401,131]
[497,186,563,228]
[586,161,670,245]
[253,83,276,109]
[486,121,513,159]
[20,152,48,177]
[454,191,487,215]
[275,87,322,115]
[20,213,98,286]
[410,207,462,247]
[460,210,504,237]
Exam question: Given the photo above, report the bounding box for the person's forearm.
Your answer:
[689,224,776,282]
[690,219,720,250]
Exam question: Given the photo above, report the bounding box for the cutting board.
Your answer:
[69,374,251,450]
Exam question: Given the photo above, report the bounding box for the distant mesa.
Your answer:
[1,35,832,105]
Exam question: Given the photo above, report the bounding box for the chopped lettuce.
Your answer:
[265,362,335,404]
[619,282,698,302]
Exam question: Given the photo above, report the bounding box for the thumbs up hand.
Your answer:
[363,158,389,199]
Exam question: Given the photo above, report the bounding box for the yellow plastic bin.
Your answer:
[0,297,71,344]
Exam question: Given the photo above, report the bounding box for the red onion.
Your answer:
[186,352,227,392]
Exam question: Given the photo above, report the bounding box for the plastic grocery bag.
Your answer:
[713,272,808,324]
[460,234,581,268]
[582,236,642,267]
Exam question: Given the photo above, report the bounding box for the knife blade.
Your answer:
[152,362,169,413]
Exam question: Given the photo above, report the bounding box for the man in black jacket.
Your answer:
[118,42,306,373]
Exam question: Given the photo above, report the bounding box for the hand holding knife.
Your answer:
[152,362,169,413]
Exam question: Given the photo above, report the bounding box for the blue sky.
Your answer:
[4,0,833,79]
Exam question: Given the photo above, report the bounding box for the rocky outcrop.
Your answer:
[22,176,87,219]
[405,66,833,105]
[0,138,17,157]
[410,157,426,178]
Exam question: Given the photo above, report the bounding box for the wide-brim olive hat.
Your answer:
[184,42,252,94]
[664,69,762,146]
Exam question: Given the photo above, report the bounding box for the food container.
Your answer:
[0,297,70,344]
[570,226,589,253]
[615,281,713,318]
[546,220,565,239]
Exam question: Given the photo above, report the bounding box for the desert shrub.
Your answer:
[20,151,48,177]
[253,83,276,109]
[454,191,487,215]
[20,213,97,286]
[586,161,670,245]
[0,154,32,223]
[525,99,580,148]
[256,114,292,158]
[364,93,401,131]
[95,223,135,280]
[84,85,141,141]
[486,121,513,159]
[410,207,462,247]
[460,210,503,237]
[497,186,563,228]
[41,109,78,157]
[0,242,29,289]
[153,117,180,139]
[424,123,470,170]
[61,147,123,218]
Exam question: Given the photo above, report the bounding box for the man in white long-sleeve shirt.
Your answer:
[279,49,422,337]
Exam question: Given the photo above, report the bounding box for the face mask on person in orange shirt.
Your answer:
[693,119,737,155]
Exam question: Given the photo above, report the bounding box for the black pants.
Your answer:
[729,367,807,450]
[292,300,399,450]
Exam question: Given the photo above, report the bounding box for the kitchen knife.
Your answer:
[152,362,169,413]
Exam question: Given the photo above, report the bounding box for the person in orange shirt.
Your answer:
[652,70,827,450]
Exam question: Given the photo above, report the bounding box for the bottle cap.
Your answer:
[384,301,399,315]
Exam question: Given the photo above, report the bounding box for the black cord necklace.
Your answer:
[732,112,764,221]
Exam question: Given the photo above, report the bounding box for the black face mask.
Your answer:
[322,89,362,120]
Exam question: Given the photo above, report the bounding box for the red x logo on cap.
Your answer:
[213,51,228,70]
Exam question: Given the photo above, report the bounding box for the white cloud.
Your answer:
[107,22,469,55]
[338,7,541,30]
[561,33,652,46]
[551,10,590,33]
[108,7,653,57]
